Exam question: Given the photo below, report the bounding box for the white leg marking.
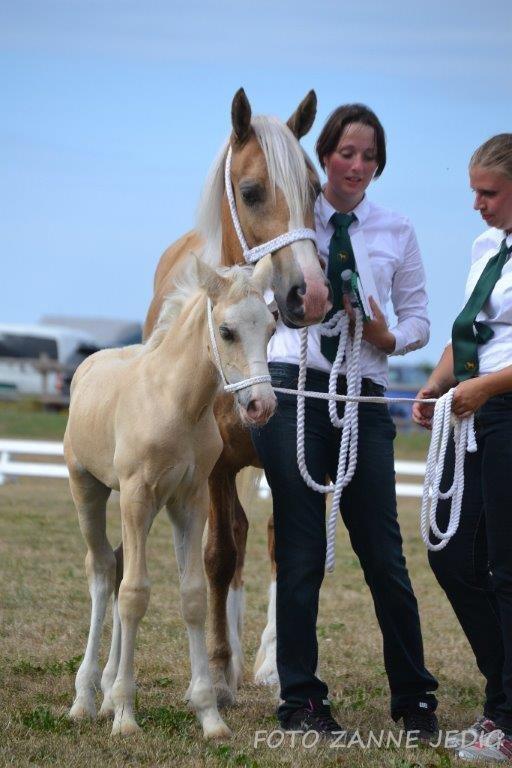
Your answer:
[226,586,244,691]
[99,596,121,718]
[171,500,231,740]
[254,580,278,686]
[70,550,115,720]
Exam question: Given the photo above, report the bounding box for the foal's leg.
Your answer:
[68,468,115,720]
[204,464,238,707]
[227,489,249,690]
[98,543,123,718]
[111,482,154,736]
[169,491,231,740]
[254,514,278,686]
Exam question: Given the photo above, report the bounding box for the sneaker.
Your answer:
[280,698,348,740]
[448,716,497,749]
[402,705,439,743]
[458,728,512,762]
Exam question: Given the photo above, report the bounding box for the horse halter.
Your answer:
[206,297,272,393]
[224,145,317,264]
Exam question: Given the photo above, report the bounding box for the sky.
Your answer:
[1,0,511,364]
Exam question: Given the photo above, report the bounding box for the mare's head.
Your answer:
[198,257,277,427]
[197,89,332,328]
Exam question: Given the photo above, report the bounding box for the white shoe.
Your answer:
[458,729,512,762]
[448,716,497,749]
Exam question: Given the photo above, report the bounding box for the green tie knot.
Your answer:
[330,212,357,232]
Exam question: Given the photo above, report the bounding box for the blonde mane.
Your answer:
[147,261,255,349]
[196,116,315,265]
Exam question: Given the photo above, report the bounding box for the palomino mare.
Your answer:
[65,258,277,738]
[143,89,330,705]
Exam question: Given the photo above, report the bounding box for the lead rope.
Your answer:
[295,309,363,572]
[274,309,477,569]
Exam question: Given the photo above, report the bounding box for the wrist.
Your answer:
[381,331,396,354]
[425,378,444,396]
[480,373,500,399]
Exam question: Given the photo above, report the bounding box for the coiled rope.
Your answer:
[420,389,477,551]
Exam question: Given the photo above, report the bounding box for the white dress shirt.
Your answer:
[458,228,512,376]
[267,193,430,387]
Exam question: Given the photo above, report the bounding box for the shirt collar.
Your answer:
[316,191,370,229]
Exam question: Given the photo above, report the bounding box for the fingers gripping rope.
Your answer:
[420,390,477,551]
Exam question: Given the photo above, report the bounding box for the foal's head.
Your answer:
[198,89,332,328]
[199,258,277,427]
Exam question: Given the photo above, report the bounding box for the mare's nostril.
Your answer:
[286,283,306,315]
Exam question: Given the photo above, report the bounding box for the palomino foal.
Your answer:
[65,258,276,738]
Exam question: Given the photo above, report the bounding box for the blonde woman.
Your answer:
[414,134,512,763]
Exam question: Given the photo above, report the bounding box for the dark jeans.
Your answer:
[251,363,438,721]
[429,393,512,734]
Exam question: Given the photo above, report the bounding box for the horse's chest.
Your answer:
[156,462,196,505]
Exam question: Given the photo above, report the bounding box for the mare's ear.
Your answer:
[249,253,273,295]
[194,255,230,304]
[287,90,317,139]
[231,88,252,145]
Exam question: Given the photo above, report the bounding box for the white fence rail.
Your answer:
[0,439,68,484]
[0,439,426,497]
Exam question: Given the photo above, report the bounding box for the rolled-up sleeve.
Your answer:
[389,222,430,356]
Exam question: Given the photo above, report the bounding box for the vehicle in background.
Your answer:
[387,363,431,425]
[40,316,143,396]
[0,324,99,405]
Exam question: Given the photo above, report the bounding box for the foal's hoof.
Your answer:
[111,716,141,736]
[98,698,115,719]
[203,719,232,741]
[69,698,96,720]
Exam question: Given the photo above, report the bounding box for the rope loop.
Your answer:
[419,390,476,551]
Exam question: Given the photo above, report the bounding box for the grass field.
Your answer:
[0,405,479,768]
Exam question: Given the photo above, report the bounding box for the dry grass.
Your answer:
[1,469,479,768]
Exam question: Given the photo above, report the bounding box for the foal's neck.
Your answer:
[155,293,219,422]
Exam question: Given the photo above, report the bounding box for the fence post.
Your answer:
[0,450,9,485]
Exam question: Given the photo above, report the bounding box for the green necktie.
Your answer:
[452,237,511,381]
[321,212,357,363]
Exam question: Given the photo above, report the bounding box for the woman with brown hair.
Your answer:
[252,103,438,739]
[414,134,512,762]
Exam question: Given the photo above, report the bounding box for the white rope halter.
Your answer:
[206,297,272,393]
[224,145,317,264]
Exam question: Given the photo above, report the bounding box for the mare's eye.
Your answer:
[219,325,235,342]
[239,183,264,206]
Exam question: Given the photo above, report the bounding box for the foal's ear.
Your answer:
[250,254,273,295]
[287,90,317,139]
[195,255,230,303]
[231,87,252,145]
